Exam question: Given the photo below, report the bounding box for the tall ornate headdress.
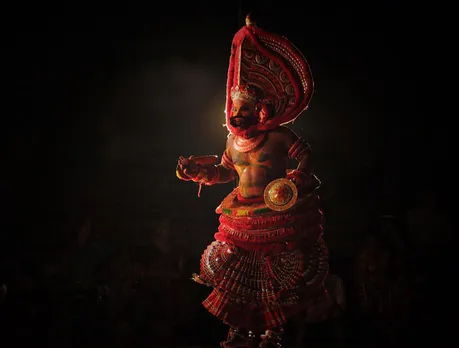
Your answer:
[225,15,314,135]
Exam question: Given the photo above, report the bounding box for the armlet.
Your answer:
[221,150,235,170]
[288,137,311,160]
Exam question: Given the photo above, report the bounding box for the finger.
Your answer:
[184,168,197,177]
[176,166,191,181]
[178,156,190,166]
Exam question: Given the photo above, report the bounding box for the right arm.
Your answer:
[176,136,237,185]
[214,136,237,183]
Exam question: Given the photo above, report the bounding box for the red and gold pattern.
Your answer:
[192,236,328,330]
[216,187,323,251]
[225,15,314,136]
[263,178,298,212]
[192,184,328,330]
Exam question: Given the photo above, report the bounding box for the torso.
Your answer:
[228,127,294,198]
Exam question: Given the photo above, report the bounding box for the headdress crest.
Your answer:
[225,15,314,135]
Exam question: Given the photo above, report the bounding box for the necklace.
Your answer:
[234,133,266,152]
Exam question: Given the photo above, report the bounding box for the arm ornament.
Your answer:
[288,137,311,161]
[221,150,235,170]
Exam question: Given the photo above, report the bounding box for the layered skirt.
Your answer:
[192,188,330,330]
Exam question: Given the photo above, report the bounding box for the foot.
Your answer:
[259,329,283,347]
[220,327,256,348]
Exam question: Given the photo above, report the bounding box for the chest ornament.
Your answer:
[234,133,266,153]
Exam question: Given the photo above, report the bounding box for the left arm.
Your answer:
[279,126,312,174]
[289,136,312,174]
[278,126,314,190]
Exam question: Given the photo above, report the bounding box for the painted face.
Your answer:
[229,99,258,130]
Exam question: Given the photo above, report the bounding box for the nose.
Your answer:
[235,107,247,118]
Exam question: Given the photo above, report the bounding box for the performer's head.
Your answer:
[229,85,258,130]
[229,84,271,132]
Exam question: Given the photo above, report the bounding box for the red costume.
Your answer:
[177,16,330,347]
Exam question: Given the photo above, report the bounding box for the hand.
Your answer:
[286,169,311,190]
[176,156,200,181]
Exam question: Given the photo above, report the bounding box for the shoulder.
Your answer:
[226,133,235,147]
[225,133,236,156]
[269,126,298,143]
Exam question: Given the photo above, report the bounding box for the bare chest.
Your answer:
[230,138,285,168]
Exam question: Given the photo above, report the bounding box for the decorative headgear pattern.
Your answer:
[225,15,314,135]
[230,85,258,105]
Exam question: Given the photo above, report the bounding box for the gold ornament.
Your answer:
[263,178,298,211]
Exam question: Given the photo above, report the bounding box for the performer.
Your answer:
[176,15,330,348]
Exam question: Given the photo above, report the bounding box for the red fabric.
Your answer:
[236,192,264,203]
[193,191,328,330]
[215,198,323,253]
[203,284,329,331]
[196,237,329,331]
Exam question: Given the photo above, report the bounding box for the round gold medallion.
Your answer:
[263,178,298,211]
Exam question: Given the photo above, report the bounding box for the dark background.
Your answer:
[3,0,454,346]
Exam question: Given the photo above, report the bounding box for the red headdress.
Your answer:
[225,15,314,136]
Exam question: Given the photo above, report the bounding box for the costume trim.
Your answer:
[234,133,266,152]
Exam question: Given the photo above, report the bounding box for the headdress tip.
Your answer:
[245,14,254,27]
